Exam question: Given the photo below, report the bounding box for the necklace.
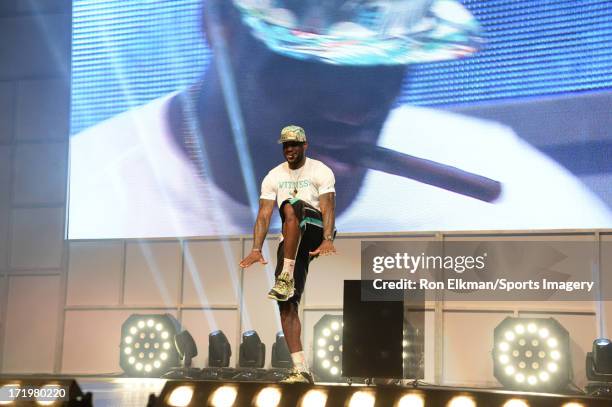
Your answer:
[289,161,306,197]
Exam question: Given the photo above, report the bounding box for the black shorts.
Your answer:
[275,199,325,305]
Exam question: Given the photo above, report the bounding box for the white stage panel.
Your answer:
[67,241,123,306]
[124,241,181,306]
[13,143,66,204]
[3,275,60,373]
[0,146,9,269]
[0,146,10,203]
[10,207,63,269]
[304,238,361,308]
[443,311,513,387]
[443,234,598,306]
[0,83,13,144]
[0,275,5,340]
[183,240,241,307]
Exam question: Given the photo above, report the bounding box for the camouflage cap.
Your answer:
[278,125,307,144]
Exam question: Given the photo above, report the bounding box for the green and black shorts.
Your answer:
[275,198,328,305]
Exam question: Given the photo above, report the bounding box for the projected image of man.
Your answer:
[68,0,612,239]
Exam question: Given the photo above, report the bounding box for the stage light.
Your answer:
[40,385,73,406]
[162,329,201,379]
[36,384,60,406]
[503,399,529,407]
[167,385,193,407]
[493,317,570,392]
[254,387,281,407]
[587,338,612,378]
[239,330,266,368]
[313,315,343,382]
[586,337,612,395]
[209,330,232,367]
[348,391,375,407]
[271,332,293,369]
[149,380,612,407]
[397,393,425,407]
[175,330,198,368]
[210,385,237,407]
[120,314,180,377]
[447,395,476,407]
[300,389,328,407]
[35,384,69,406]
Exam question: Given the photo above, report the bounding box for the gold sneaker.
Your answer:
[280,368,314,384]
[267,273,295,301]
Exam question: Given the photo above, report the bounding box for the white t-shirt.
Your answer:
[259,158,336,210]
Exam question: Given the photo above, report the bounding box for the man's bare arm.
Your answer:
[310,192,337,256]
[252,199,275,250]
[240,199,275,268]
[319,192,335,238]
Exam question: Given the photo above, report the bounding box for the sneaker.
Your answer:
[267,273,295,301]
[280,368,315,384]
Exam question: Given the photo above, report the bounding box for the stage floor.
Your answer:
[77,378,166,407]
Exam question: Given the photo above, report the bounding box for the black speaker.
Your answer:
[342,280,404,379]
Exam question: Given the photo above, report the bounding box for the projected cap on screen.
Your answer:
[231,0,483,65]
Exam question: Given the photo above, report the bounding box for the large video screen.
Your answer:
[68,0,612,239]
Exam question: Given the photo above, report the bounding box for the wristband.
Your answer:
[324,235,334,241]
[252,248,261,252]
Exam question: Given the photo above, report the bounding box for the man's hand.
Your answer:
[309,240,336,256]
[239,249,268,268]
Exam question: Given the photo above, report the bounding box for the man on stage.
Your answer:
[240,125,336,384]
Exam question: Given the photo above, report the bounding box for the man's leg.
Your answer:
[281,202,300,260]
[268,203,301,301]
[278,220,322,384]
[279,301,309,372]
[279,300,313,383]
[279,301,302,353]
